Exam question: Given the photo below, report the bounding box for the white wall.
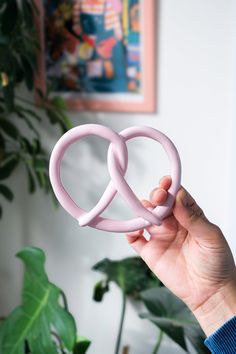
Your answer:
[1,1,236,353]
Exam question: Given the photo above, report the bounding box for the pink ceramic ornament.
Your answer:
[49,124,181,233]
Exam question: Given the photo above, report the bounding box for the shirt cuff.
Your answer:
[205,316,236,353]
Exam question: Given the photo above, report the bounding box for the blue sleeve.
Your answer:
[204,316,236,353]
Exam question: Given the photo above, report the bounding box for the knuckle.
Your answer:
[209,223,222,236]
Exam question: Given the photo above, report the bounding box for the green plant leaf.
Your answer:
[93,257,159,299]
[35,170,47,190]
[0,119,19,140]
[140,287,209,353]
[15,105,42,122]
[25,165,36,194]
[20,137,34,155]
[0,247,77,354]
[32,139,42,154]
[0,184,14,201]
[20,56,34,90]
[0,34,8,45]
[46,103,73,132]
[93,280,109,302]
[51,96,67,110]
[0,131,5,151]
[73,336,91,354]
[0,104,5,114]
[0,157,18,180]
[2,84,14,112]
[46,108,59,125]
[1,0,18,34]
[184,326,210,354]
[22,0,34,28]
[33,158,48,172]
[17,114,40,138]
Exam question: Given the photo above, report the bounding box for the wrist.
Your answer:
[192,279,236,337]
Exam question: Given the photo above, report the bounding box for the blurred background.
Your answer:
[1,0,236,353]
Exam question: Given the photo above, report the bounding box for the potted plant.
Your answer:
[93,257,210,354]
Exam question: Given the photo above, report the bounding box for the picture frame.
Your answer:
[35,0,156,113]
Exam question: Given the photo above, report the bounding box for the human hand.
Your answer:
[126,176,236,336]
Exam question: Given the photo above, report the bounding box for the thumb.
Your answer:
[173,187,211,235]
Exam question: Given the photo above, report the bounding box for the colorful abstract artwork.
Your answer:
[36,0,156,112]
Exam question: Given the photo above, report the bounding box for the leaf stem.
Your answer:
[114,291,127,354]
[152,330,163,354]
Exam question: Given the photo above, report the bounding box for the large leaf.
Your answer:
[140,287,210,353]
[93,257,159,299]
[184,325,210,354]
[0,247,77,354]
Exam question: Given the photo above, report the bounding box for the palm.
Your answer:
[127,179,236,337]
[128,177,235,310]
[127,178,235,311]
[140,214,225,310]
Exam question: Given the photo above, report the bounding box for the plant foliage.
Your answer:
[0,0,73,217]
[93,257,210,354]
[92,256,160,301]
[140,287,210,354]
[0,247,90,354]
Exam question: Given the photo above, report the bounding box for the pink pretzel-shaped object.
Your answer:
[49,124,181,233]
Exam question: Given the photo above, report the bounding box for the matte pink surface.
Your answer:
[49,125,181,233]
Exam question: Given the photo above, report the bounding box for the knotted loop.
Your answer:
[49,124,181,233]
[77,132,128,227]
[78,132,161,228]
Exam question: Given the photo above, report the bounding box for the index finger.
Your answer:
[149,176,171,206]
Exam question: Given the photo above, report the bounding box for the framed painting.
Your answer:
[35,0,156,113]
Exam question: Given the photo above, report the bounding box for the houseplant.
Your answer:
[0,246,90,354]
[93,257,210,354]
[0,1,87,351]
[0,250,210,354]
[0,0,73,217]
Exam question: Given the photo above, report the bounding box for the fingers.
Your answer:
[150,188,168,207]
[173,187,211,235]
[126,199,152,254]
[150,176,171,206]
[141,200,153,209]
[159,175,172,190]
[126,230,147,254]
[126,177,172,253]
